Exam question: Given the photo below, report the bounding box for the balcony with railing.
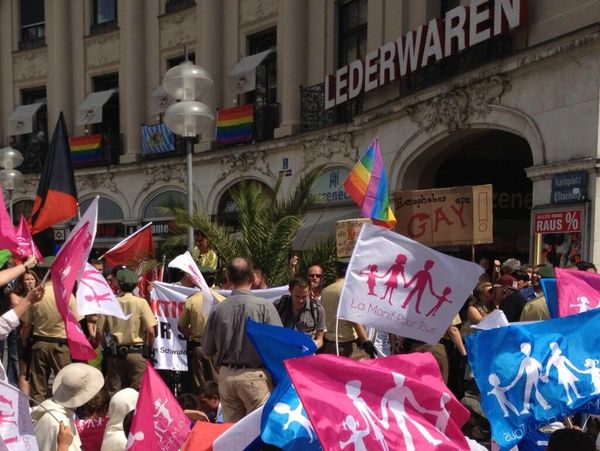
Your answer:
[67,131,122,169]
[215,100,280,148]
[300,83,363,132]
[19,22,45,50]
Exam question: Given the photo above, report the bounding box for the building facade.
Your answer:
[0,0,598,264]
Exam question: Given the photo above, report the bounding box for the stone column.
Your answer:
[119,0,145,163]
[0,0,15,140]
[274,0,307,138]
[46,0,73,128]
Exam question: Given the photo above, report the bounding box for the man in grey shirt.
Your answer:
[202,256,282,422]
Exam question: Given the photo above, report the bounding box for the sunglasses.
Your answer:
[309,274,322,278]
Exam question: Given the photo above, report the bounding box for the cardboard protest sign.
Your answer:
[336,218,371,258]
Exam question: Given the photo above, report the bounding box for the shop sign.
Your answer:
[142,221,173,236]
[96,223,125,238]
[313,167,352,205]
[551,171,587,204]
[533,210,582,234]
[392,184,493,247]
[324,0,526,109]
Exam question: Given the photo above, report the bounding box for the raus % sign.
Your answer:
[533,209,582,234]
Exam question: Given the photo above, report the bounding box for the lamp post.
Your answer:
[0,147,24,222]
[162,59,214,252]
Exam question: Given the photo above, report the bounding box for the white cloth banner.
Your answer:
[215,285,288,303]
[0,381,38,450]
[77,263,129,319]
[151,281,199,371]
[168,251,215,316]
[339,223,482,344]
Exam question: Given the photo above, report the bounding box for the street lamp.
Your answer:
[162,60,214,252]
[0,147,24,222]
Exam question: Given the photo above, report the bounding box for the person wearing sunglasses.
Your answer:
[307,265,325,303]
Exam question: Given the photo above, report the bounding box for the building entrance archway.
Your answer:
[400,129,533,263]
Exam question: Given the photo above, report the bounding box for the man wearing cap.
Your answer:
[21,256,84,404]
[202,257,282,422]
[32,362,104,451]
[320,258,374,359]
[95,268,157,396]
[178,266,225,392]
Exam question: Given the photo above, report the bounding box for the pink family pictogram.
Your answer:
[361,255,453,316]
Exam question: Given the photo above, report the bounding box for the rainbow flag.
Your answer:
[69,134,103,166]
[216,104,254,145]
[343,138,396,228]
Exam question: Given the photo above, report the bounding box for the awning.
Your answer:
[150,85,174,115]
[292,207,361,251]
[76,89,117,125]
[228,49,272,95]
[7,102,44,136]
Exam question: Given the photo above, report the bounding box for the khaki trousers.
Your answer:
[29,341,71,404]
[218,366,271,423]
[105,354,147,397]
[188,347,214,394]
[320,339,371,360]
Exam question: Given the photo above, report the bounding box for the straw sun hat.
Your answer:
[52,363,104,409]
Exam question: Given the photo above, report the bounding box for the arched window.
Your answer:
[79,197,124,221]
[143,191,187,220]
[217,181,272,231]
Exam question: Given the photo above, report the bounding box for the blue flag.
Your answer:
[540,278,559,318]
[246,319,322,450]
[141,123,175,155]
[466,308,600,450]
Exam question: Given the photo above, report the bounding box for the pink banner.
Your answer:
[15,216,43,260]
[556,268,600,316]
[50,224,96,361]
[286,353,470,451]
[128,362,191,451]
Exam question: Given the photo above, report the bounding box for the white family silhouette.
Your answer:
[273,399,316,443]
[488,342,600,417]
[340,374,453,451]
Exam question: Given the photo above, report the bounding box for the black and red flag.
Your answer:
[31,112,78,234]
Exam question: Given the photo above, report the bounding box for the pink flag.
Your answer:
[128,362,191,451]
[285,353,470,451]
[50,224,97,361]
[556,267,600,316]
[0,188,19,253]
[0,380,37,450]
[15,216,43,261]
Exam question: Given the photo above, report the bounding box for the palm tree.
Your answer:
[165,166,337,286]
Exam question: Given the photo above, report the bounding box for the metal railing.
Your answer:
[19,23,45,50]
[300,83,363,132]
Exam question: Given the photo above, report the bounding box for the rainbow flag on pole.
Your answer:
[343,138,396,228]
[69,134,103,166]
[216,104,254,145]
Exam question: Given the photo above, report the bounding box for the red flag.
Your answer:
[181,422,232,451]
[50,224,96,361]
[15,216,43,261]
[103,223,155,268]
[31,112,78,234]
[286,353,470,451]
[128,362,191,451]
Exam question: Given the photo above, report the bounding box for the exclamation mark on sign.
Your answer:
[478,191,488,232]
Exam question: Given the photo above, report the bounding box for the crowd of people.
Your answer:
[0,229,599,450]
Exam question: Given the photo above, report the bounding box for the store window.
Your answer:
[20,0,45,49]
[91,0,118,33]
[143,191,187,220]
[337,0,367,68]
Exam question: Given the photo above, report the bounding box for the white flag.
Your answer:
[339,223,482,344]
[0,381,38,450]
[168,251,216,315]
[77,263,129,319]
[215,285,289,303]
[151,281,199,371]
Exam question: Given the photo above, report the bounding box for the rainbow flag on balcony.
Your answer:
[216,104,254,145]
[69,134,103,166]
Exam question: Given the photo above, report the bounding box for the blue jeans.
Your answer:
[0,329,19,387]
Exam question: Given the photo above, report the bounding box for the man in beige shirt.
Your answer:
[96,269,157,396]
[320,259,373,359]
[178,266,225,393]
[22,257,83,404]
